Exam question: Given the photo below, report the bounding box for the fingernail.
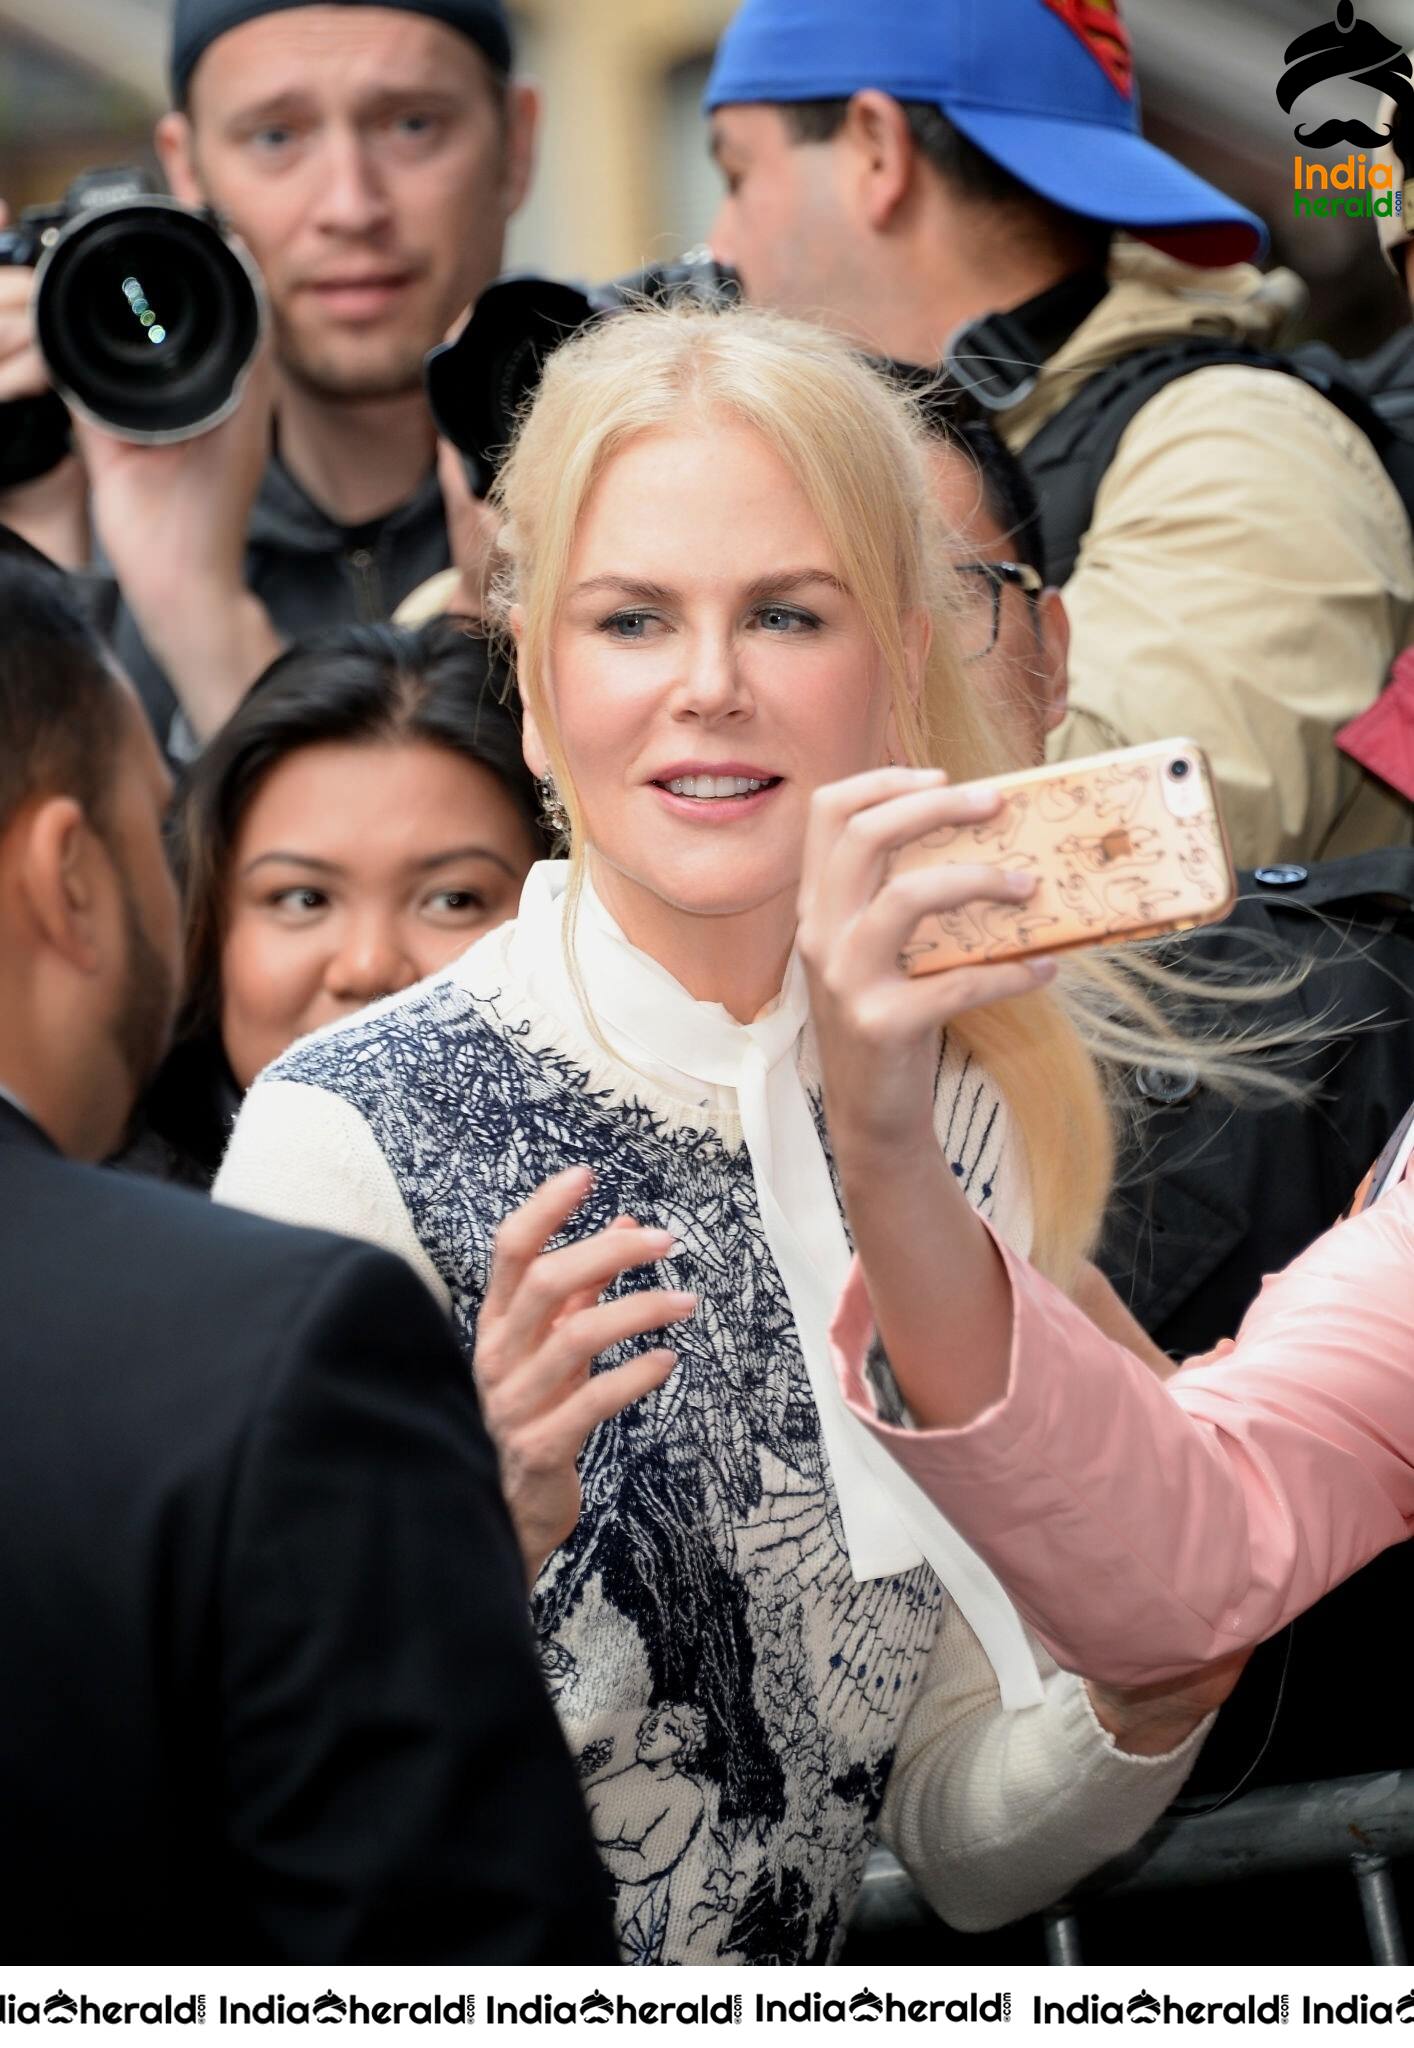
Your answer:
[1004,870,1035,895]
[668,1291,698,1310]
[1028,956,1058,983]
[643,1227,675,1248]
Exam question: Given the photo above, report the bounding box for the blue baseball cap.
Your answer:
[704,0,1267,267]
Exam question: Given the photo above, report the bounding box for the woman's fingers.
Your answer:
[800,775,1003,943]
[554,1287,696,1372]
[488,1186,674,1345]
[483,1287,696,1433]
[557,1213,640,1323]
[524,1349,678,1471]
[500,1224,679,1358]
[801,764,946,875]
[483,1165,595,1319]
[849,861,1038,979]
[881,955,1058,1040]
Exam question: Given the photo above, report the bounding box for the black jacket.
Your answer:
[1100,849,1414,1355]
[0,1097,615,1965]
[106,450,450,755]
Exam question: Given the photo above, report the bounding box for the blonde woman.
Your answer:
[214,305,1228,1965]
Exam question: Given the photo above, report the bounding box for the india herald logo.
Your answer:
[1277,1,1414,148]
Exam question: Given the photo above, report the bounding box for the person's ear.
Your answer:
[511,613,552,778]
[1035,588,1070,733]
[841,90,917,232]
[520,708,549,781]
[501,81,540,220]
[155,111,205,209]
[15,798,109,974]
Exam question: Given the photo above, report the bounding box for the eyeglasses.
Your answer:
[953,560,1044,661]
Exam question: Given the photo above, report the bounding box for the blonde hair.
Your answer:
[488,303,1277,1286]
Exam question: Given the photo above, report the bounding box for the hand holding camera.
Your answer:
[0,171,281,734]
[0,216,47,408]
[69,344,281,739]
[0,170,265,471]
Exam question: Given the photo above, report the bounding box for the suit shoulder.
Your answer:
[0,1146,452,1476]
[7,1143,414,1323]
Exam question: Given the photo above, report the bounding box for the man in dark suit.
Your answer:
[0,550,616,1965]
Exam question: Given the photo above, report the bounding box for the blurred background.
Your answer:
[4,0,1414,351]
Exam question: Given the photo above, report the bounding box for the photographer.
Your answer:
[703,0,1414,869]
[0,0,534,756]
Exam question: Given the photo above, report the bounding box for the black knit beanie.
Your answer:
[170,0,513,103]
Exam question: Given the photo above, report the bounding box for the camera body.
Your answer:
[0,167,156,270]
[426,252,740,496]
[0,167,266,491]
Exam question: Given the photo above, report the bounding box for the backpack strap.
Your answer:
[1015,335,1414,589]
[1015,339,1299,588]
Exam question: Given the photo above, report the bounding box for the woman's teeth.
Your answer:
[664,775,771,799]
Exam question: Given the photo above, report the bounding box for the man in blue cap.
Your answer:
[0,0,534,755]
[704,0,1414,867]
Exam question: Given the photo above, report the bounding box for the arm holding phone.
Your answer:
[800,761,1253,1745]
[829,1176,1414,1685]
[803,762,1414,1688]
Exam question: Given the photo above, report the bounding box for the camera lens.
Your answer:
[33,200,262,441]
[1167,758,1192,780]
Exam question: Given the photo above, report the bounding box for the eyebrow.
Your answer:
[226,84,461,127]
[567,569,849,605]
[241,844,521,881]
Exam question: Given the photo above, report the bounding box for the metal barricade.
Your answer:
[850,1770,1414,1965]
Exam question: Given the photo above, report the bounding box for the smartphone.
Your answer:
[893,738,1237,977]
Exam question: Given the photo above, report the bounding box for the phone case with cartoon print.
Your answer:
[894,739,1237,976]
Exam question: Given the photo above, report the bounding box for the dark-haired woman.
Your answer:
[130,619,547,1185]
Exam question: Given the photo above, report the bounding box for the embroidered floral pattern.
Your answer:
[275,964,1010,1964]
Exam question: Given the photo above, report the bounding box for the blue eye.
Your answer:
[753,604,819,633]
[599,610,659,640]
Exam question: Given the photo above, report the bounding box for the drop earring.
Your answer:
[537,773,570,844]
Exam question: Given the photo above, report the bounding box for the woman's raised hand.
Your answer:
[474,1165,696,1584]
[797,766,1057,1161]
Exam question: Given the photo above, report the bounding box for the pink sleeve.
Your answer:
[831,1179,1414,1684]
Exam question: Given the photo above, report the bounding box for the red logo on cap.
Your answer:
[1041,0,1134,98]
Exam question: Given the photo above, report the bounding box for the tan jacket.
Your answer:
[1002,243,1414,866]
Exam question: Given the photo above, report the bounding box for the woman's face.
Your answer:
[220,737,538,1087]
[532,421,907,947]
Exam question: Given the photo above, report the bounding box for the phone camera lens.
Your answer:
[1167,758,1192,781]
